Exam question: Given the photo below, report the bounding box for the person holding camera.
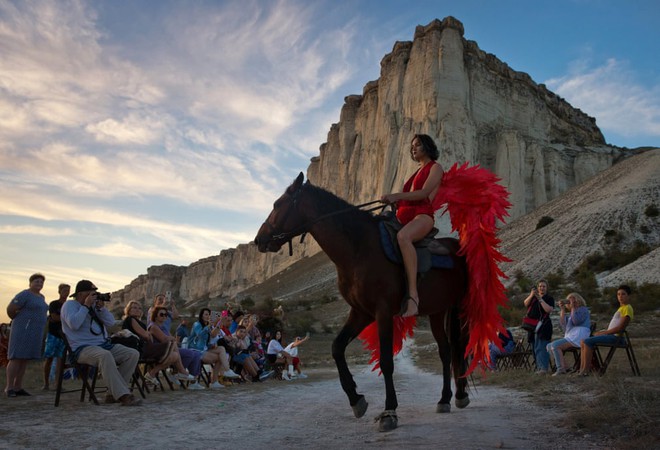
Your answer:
[147,293,179,330]
[547,293,591,375]
[61,280,142,406]
[188,308,241,387]
[523,279,555,375]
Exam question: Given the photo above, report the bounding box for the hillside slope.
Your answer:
[498,149,660,286]
[242,150,659,305]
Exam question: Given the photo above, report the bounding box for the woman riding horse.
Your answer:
[380,134,444,318]
[255,153,510,432]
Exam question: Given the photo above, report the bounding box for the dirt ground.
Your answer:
[2,358,610,450]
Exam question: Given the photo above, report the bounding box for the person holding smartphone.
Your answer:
[523,279,555,375]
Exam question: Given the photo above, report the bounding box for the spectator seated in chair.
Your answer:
[577,285,633,376]
[188,308,240,389]
[231,325,267,381]
[148,306,203,389]
[487,328,515,371]
[266,330,305,380]
[547,292,591,376]
[60,280,142,406]
[122,301,195,386]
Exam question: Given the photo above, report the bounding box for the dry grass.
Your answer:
[474,314,660,450]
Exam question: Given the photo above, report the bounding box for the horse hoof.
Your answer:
[375,410,398,432]
[436,402,451,413]
[351,396,368,418]
[455,395,470,409]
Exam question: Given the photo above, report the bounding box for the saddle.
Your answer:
[378,211,453,272]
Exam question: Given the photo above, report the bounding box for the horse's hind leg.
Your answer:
[451,308,470,409]
[332,310,371,418]
[430,313,452,413]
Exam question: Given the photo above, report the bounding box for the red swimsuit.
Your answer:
[395,161,438,225]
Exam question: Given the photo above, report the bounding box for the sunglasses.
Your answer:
[158,313,168,317]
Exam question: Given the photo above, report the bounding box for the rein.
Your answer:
[273,199,386,256]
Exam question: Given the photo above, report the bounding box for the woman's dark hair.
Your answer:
[410,134,439,161]
[198,308,211,325]
[150,306,168,323]
[618,285,632,295]
[274,329,283,343]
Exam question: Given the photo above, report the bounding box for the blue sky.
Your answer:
[1,0,659,321]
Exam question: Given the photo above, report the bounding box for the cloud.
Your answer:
[0,224,74,236]
[546,58,660,140]
[86,112,170,145]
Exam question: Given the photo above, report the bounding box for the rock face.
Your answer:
[498,149,660,286]
[307,17,618,221]
[111,17,643,309]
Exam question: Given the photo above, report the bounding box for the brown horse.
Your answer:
[255,173,475,431]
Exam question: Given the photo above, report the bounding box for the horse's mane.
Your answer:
[301,182,379,235]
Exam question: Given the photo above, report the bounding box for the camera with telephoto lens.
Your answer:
[96,292,112,302]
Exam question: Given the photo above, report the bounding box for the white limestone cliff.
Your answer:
[111,17,642,309]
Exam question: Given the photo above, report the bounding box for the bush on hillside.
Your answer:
[644,203,659,217]
[535,216,554,230]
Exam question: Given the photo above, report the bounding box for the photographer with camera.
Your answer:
[61,280,141,406]
[547,293,591,375]
[523,279,555,375]
[147,292,179,330]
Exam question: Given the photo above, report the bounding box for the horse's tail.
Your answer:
[433,162,511,374]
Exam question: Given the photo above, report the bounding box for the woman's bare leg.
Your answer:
[397,215,434,317]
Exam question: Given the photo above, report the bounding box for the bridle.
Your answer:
[261,183,386,256]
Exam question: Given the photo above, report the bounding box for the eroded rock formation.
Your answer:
[111,17,635,308]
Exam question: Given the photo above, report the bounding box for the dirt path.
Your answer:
[2,361,609,450]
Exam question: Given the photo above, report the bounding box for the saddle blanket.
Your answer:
[378,221,454,271]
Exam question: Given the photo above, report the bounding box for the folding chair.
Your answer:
[54,339,103,407]
[594,330,641,376]
[562,321,598,373]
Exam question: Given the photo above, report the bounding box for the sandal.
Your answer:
[399,296,419,318]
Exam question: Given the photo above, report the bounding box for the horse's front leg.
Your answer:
[375,314,398,432]
[332,309,371,418]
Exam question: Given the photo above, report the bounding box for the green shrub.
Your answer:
[535,216,554,230]
[288,312,315,336]
[644,204,659,217]
[240,296,255,311]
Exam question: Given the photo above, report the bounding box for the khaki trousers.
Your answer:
[77,344,139,399]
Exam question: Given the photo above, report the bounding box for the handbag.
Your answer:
[521,316,539,332]
[111,329,143,354]
[521,298,542,332]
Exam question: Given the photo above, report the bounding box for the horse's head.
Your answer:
[254,172,307,253]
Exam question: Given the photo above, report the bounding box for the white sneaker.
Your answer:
[223,370,241,379]
[187,382,205,390]
[144,372,159,385]
[297,372,308,379]
[210,381,224,389]
[288,372,297,379]
[281,372,291,381]
[176,372,196,381]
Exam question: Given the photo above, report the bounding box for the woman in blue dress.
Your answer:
[5,273,48,397]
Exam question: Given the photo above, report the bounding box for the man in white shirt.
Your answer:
[61,280,141,406]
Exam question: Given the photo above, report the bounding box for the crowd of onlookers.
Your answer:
[2,273,637,404]
[488,279,635,376]
[2,274,309,405]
